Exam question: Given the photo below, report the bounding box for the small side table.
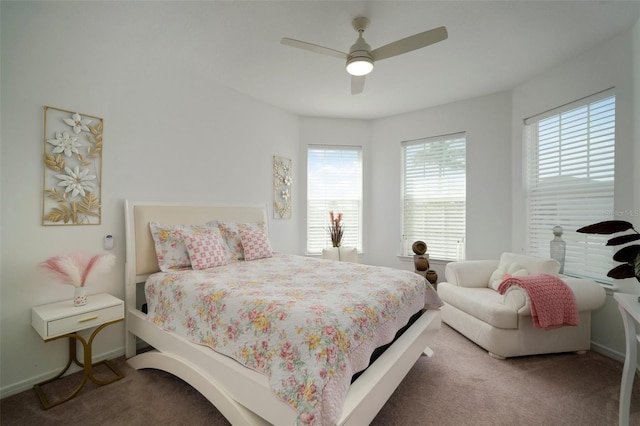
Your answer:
[31,293,125,409]
[614,292,640,426]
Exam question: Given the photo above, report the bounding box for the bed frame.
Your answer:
[124,200,441,425]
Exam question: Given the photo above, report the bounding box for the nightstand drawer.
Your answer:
[48,305,123,338]
[32,293,124,340]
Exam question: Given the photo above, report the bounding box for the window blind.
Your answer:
[402,133,466,261]
[525,89,615,282]
[307,146,362,254]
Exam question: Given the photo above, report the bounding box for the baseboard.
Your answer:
[591,340,640,374]
[591,340,624,363]
[0,346,125,399]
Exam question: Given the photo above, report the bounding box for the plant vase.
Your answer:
[73,287,87,306]
[322,247,358,263]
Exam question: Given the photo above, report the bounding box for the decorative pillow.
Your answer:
[218,221,266,261]
[149,221,219,272]
[239,227,273,261]
[489,262,528,291]
[499,252,560,275]
[184,232,229,270]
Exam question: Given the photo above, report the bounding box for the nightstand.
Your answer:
[31,293,125,409]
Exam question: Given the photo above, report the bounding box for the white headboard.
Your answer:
[124,201,268,308]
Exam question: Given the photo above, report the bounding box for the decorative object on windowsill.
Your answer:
[329,211,343,247]
[42,106,104,225]
[415,255,429,271]
[577,220,640,283]
[412,240,427,255]
[40,253,116,306]
[323,212,358,262]
[412,240,438,287]
[322,246,358,263]
[273,156,292,219]
[550,225,566,274]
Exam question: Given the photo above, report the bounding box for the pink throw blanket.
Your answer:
[498,274,579,330]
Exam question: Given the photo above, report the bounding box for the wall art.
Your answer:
[42,106,103,225]
[273,156,292,219]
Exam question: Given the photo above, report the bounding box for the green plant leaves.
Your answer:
[607,264,636,280]
[613,245,640,263]
[576,220,634,234]
[579,220,640,282]
[607,234,640,246]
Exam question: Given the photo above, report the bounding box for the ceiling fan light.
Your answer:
[346,56,373,76]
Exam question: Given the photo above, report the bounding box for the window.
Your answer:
[307,146,362,254]
[402,133,466,261]
[524,89,615,282]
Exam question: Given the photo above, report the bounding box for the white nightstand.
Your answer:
[31,293,125,409]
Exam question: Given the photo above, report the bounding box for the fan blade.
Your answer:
[351,75,365,95]
[280,37,348,60]
[371,26,448,61]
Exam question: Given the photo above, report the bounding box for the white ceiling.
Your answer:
[143,1,640,120]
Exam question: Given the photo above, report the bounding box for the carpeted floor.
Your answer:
[1,324,639,425]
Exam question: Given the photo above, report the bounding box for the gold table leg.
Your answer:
[33,319,125,409]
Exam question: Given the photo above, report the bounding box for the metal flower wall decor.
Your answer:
[42,106,103,225]
[273,156,292,219]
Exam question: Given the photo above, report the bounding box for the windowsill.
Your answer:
[306,250,364,257]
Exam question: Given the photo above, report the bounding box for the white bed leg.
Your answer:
[128,351,270,426]
[422,346,434,357]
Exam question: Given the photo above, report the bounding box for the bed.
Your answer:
[124,200,442,425]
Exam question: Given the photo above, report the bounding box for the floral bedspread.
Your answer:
[145,254,443,425]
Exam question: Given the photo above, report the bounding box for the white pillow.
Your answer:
[488,252,561,291]
[499,252,560,275]
[218,221,266,261]
[488,262,528,291]
[149,221,220,272]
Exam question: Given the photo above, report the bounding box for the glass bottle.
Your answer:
[550,225,566,274]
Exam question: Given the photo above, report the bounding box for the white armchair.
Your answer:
[437,252,606,359]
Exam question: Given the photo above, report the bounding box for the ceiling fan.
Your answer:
[281,17,448,95]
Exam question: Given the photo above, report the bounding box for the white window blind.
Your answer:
[525,89,615,282]
[402,133,466,261]
[307,146,362,254]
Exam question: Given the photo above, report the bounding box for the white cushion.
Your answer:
[489,253,560,291]
[217,221,267,261]
[445,260,499,288]
[149,221,220,271]
[438,283,518,329]
[488,262,528,291]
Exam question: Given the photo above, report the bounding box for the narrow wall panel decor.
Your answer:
[273,156,292,219]
[42,106,103,225]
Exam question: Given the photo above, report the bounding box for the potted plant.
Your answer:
[576,220,640,282]
[329,211,343,248]
[322,212,356,262]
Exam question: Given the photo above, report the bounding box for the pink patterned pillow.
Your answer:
[149,221,219,272]
[184,233,229,270]
[239,227,273,261]
[218,221,266,261]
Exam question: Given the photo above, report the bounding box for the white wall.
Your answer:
[0,2,300,397]
[298,92,513,281]
[511,28,638,359]
[366,92,513,277]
